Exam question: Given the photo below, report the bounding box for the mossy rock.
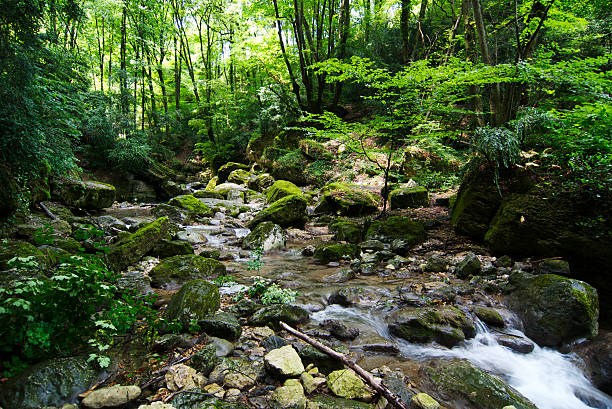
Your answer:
[151,203,195,225]
[387,305,476,348]
[193,190,225,200]
[298,346,344,375]
[317,183,379,216]
[0,241,49,270]
[241,221,287,252]
[53,238,82,254]
[389,186,429,209]
[299,139,333,160]
[190,344,217,375]
[106,217,171,272]
[149,254,226,289]
[329,220,363,244]
[206,176,218,190]
[247,173,276,192]
[250,304,310,328]
[365,216,427,246]
[472,306,505,328]
[313,243,360,263]
[51,179,116,210]
[401,146,460,176]
[266,180,302,203]
[198,312,242,341]
[505,271,599,347]
[168,195,213,217]
[247,194,308,229]
[170,393,249,409]
[269,149,315,186]
[217,162,249,184]
[309,394,373,409]
[421,359,537,409]
[227,169,252,185]
[165,279,221,327]
[148,239,194,258]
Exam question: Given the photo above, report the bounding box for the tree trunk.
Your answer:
[332,0,350,107]
[120,3,128,116]
[461,0,484,126]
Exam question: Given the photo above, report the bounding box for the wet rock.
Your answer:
[497,335,535,354]
[165,279,220,326]
[327,369,373,401]
[266,180,302,203]
[193,190,225,200]
[505,271,599,347]
[298,346,344,375]
[227,169,252,185]
[150,255,226,289]
[148,239,194,258]
[176,228,209,245]
[170,391,248,409]
[389,186,429,209]
[198,312,242,341]
[321,319,359,341]
[300,372,326,394]
[423,254,447,273]
[271,379,306,409]
[411,393,440,409]
[116,271,153,295]
[51,179,116,210]
[169,195,213,217]
[189,344,217,375]
[322,268,355,283]
[388,255,408,269]
[388,306,476,348]
[107,217,170,272]
[302,245,316,257]
[151,334,198,353]
[241,221,287,252]
[420,358,537,409]
[571,331,612,394]
[265,345,305,377]
[218,162,250,184]
[250,304,310,328]
[313,243,360,263]
[316,183,379,216]
[538,259,571,276]
[365,216,426,248]
[0,356,103,409]
[456,252,482,278]
[247,194,308,229]
[165,364,206,391]
[151,204,195,225]
[329,220,363,244]
[309,395,373,409]
[472,306,505,328]
[248,173,276,192]
[82,385,140,408]
[262,335,289,351]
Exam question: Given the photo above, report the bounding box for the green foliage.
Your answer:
[236,276,298,306]
[246,247,264,272]
[213,274,236,287]
[472,126,520,188]
[106,134,152,172]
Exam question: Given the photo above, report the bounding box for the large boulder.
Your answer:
[247,195,308,229]
[389,186,429,209]
[316,183,379,216]
[420,359,537,409]
[250,304,310,328]
[152,203,195,225]
[329,220,363,244]
[241,222,287,252]
[165,279,221,326]
[0,240,49,270]
[51,179,116,210]
[106,217,170,272]
[387,306,476,348]
[0,356,103,409]
[149,255,226,289]
[266,180,302,203]
[227,169,252,185]
[505,272,599,347]
[365,216,426,246]
[571,331,612,394]
[148,239,194,258]
[82,385,141,408]
[168,195,213,217]
[198,312,242,341]
[247,173,275,192]
[265,345,305,377]
[313,243,360,263]
[217,162,250,184]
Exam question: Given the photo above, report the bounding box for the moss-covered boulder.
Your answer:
[227,169,252,185]
[266,180,302,203]
[217,162,249,183]
[299,139,333,160]
[505,272,599,347]
[327,369,373,401]
[313,243,360,263]
[310,395,373,409]
[0,241,49,270]
[165,279,220,326]
[198,312,242,341]
[250,304,310,328]
[149,255,226,289]
[247,173,275,192]
[270,379,306,409]
[472,306,505,328]
[51,179,116,210]
[152,203,195,225]
[420,359,537,409]
[148,239,194,258]
[193,190,225,200]
[0,356,103,409]
[190,344,217,376]
[170,393,249,409]
[316,183,379,216]
[106,217,170,272]
[389,186,429,209]
[168,195,213,217]
[365,216,427,247]
[387,306,476,348]
[247,194,308,229]
[329,220,363,244]
[241,222,287,252]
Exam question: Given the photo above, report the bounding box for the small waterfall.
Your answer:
[313,305,612,409]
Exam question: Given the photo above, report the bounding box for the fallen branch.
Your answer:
[38,202,59,221]
[279,321,410,409]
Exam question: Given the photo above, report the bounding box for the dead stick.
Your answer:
[279,321,410,409]
[39,202,59,220]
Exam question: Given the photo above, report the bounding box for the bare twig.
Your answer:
[38,202,59,221]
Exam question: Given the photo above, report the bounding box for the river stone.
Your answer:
[152,203,195,225]
[209,336,235,357]
[300,372,326,394]
[248,173,275,192]
[265,345,305,377]
[51,179,116,210]
[165,364,205,391]
[0,356,103,409]
[150,255,226,289]
[198,312,242,341]
[170,391,248,409]
[538,259,571,276]
[266,180,302,203]
[571,331,612,394]
[271,379,306,409]
[227,169,252,185]
[387,306,476,348]
[138,403,176,409]
[241,221,287,252]
[423,254,448,273]
[497,335,535,354]
[151,334,198,353]
[420,358,537,409]
[82,385,141,408]
[329,220,363,244]
[321,319,359,341]
[247,194,308,229]
[96,215,126,232]
[298,346,344,375]
[218,162,250,183]
[322,268,355,283]
[317,183,379,216]
[472,306,505,328]
[262,335,289,351]
[189,344,217,375]
[309,395,373,409]
[313,242,360,263]
[327,369,373,401]
[505,271,599,347]
[365,216,426,248]
[411,393,440,409]
[107,217,170,272]
[456,252,482,278]
[389,186,429,209]
[169,195,213,217]
[250,304,310,328]
[148,239,194,258]
[165,279,220,326]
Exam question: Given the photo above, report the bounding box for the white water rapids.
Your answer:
[312,304,612,409]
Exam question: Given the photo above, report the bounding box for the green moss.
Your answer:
[365,216,426,245]
[313,243,360,263]
[329,220,363,244]
[310,394,373,409]
[299,139,333,160]
[389,186,429,209]
[168,195,213,217]
[217,162,249,183]
[227,169,252,185]
[193,190,224,200]
[0,241,49,270]
[265,180,302,203]
[165,279,221,327]
[51,179,116,210]
[319,183,379,216]
[150,255,226,288]
[247,194,308,229]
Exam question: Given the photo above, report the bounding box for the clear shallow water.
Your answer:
[313,304,612,409]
